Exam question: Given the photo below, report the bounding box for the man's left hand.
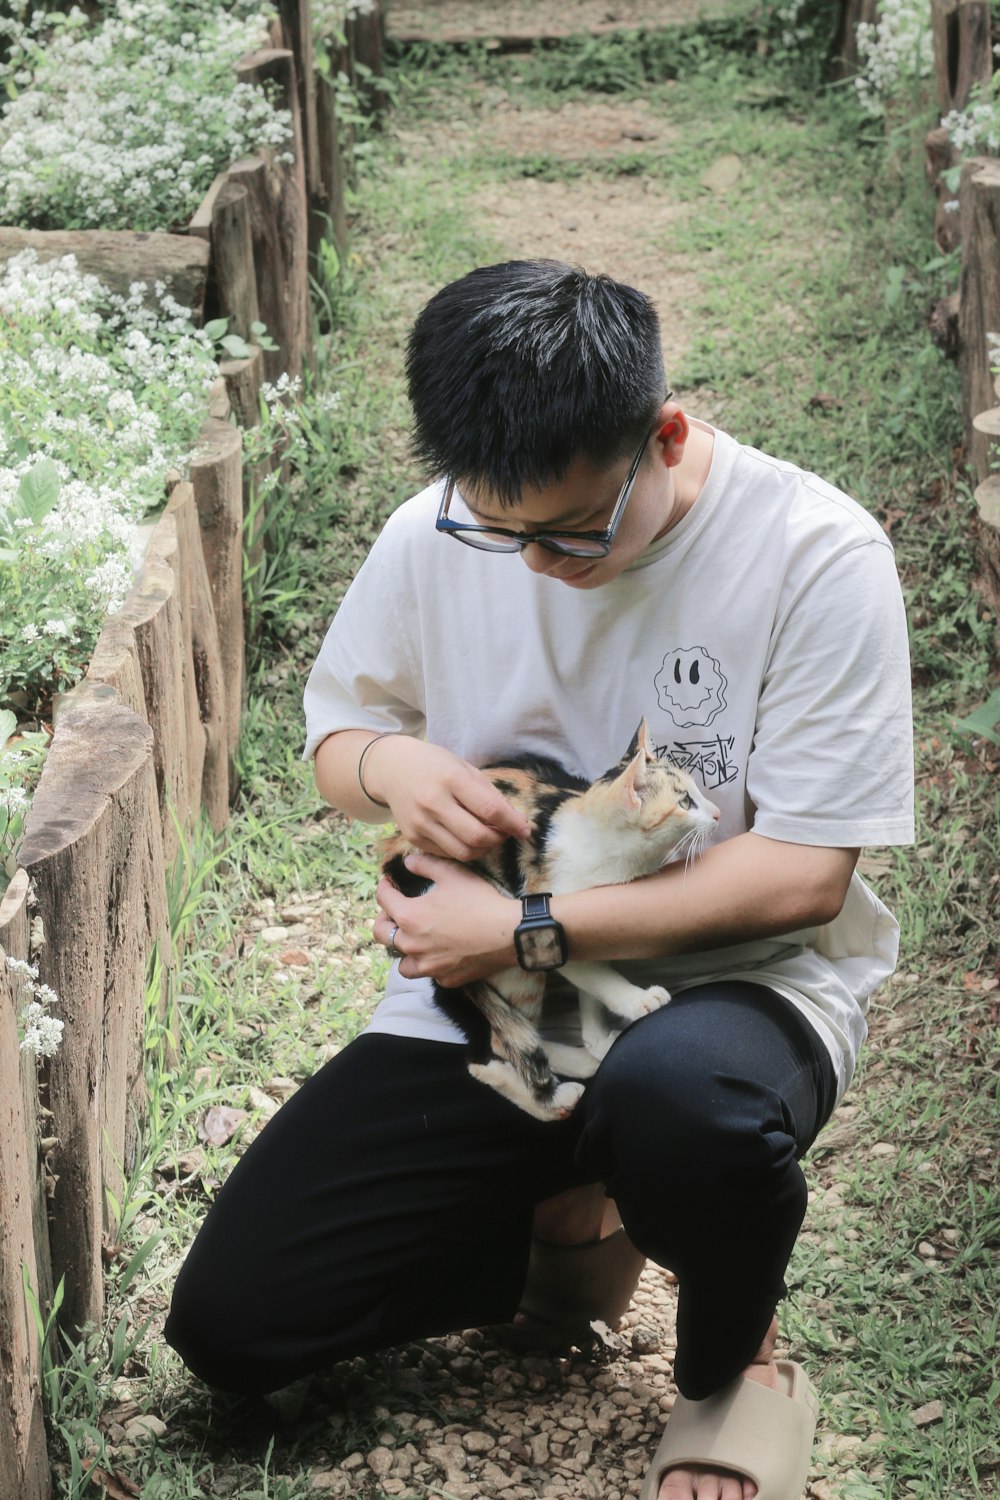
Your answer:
[374,851,520,986]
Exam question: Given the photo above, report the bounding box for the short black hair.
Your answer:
[405,260,666,506]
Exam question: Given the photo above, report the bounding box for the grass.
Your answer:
[31,7,1000,1497]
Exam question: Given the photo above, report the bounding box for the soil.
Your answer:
[386,0,726,41]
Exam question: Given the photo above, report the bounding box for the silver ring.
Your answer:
[387,924,404,961]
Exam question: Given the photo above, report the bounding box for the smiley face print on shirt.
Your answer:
[655,646,728,728]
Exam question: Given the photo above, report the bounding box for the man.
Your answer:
[166,261,913,1500]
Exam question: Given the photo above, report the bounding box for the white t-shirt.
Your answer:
[303,425,914,1102]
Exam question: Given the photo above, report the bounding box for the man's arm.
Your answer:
[373,833,859,987]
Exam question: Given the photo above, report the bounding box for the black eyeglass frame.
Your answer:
[434,398,671,559]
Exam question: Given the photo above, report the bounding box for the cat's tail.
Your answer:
[469,979,560,1101]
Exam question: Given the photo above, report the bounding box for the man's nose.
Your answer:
[519,540,561,574]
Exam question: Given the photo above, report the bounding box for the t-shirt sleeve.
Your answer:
[747,538,914,847]
[302,533,426,760]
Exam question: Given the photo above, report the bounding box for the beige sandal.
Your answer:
[639,1360,819,1500]
[492,1226,646,1351]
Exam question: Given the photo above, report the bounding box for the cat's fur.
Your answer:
[382,721,720,1121]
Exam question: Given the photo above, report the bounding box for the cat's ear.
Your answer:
[624,718,655,764]
[617,745,653,810]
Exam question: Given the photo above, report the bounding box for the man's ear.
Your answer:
[654,404,690,469]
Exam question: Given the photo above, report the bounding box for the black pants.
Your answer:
[165,981,836,1401]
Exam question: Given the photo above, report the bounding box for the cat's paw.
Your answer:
[617,984,672,1019]
[550,1080,586,1118]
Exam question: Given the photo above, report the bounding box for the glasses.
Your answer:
[434,404,669,559]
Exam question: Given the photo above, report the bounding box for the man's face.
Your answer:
[459,444,678,590]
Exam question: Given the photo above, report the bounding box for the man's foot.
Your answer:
[657,1317,780,1500]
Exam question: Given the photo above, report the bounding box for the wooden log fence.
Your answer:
[833,0,1000,628]
[0,8,387,1495]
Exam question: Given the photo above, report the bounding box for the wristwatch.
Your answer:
[513,893,568,972]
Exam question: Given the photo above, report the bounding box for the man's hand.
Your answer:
[365,737,532,860]
[375,851,520,985]
[314,730,531,858]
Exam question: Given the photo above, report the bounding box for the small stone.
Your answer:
[912,1399,944,1427]
[279,947,311,966]
[260,926,290,943]
[530,1431,550,1464]
[340,1452,365,1471]
[631,1325,662,1355]
[123,1415,167,1442]
[917,1241,938,1258]
[809,1482,834,1500]
[366,1447,393,1477]
[463,1431,495,1454]
[870,1142,895,1156]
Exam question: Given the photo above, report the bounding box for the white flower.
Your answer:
[6,955,40,980]
[19,1002,64,1057]
[21,623,40,642]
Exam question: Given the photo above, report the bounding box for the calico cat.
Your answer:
[382,721,721,1121]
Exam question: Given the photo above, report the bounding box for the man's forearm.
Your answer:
[551,833,859,964]
[313,729,395,824]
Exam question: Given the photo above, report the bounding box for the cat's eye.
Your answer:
[680,793,694,810]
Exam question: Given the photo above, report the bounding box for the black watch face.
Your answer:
[517,924,566,970]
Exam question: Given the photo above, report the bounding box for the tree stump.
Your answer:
[18,685,168,1335]
[0,228,210,322]
[0,871,51,1500]
[958,156,1000,481]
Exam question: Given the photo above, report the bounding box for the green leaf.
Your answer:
[220,333,253,359]
[953,689,1000,746]
[203,317,229,341]
[15,458,61,524]
[0,710,17,749]
[250,320,269,336]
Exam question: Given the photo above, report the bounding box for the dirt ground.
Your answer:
[385,0,725,40]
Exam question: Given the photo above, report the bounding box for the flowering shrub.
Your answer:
[0,711,47,894]
[854,0,933,116]
[942,74,1000,157]
[0,1,293,231]
[0,250,219,717]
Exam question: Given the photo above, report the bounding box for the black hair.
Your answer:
[405,260,666,505]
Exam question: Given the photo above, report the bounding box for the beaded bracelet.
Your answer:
[358,732,392,808]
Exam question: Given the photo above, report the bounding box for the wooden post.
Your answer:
[828,0,880,76]
[313,64,350,256]
[163,484,230,832]
[111,556,191,869]
[189,418,245,772]
[277,0,321,212]
[958,157,1000,481]
[973,475,1000,631]
[0,871,51,1500]
[235,48,312,379]
[209,181,261,342]
[930,0,993,115]
[18,686,167,1335]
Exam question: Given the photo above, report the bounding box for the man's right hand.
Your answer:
[314,730,531,861]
